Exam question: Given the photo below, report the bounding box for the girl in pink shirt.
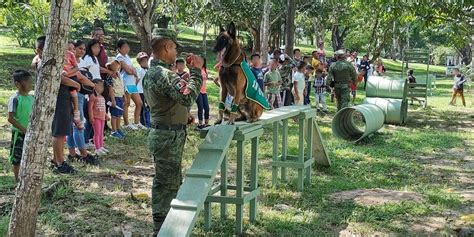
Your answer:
[88,80,109,155]
[196,58,210,129]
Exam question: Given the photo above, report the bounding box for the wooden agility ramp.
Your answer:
[158,106,330,236]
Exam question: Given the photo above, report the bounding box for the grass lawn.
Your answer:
[0,27,473,235]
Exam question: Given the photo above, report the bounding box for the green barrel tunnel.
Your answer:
[362,97,408,125]
[366,76,407,99]
[332,104,385,142]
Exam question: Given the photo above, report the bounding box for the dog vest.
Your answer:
[241,61,271,110]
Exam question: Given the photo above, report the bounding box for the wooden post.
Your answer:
[235,141,244,234]
[204,202,211,230]
[272,122,279,185]
[305,118,313,184]
[220,155,228,218]
[249,137,259,222]
[297,116,305,191]
[281,119,288,182]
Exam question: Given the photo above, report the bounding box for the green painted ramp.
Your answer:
[158,125,236,237]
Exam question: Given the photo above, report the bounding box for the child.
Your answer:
[264,58,283,109]
[407,69,418,105]
[88,79,109,155]
[63,44,89,129]
[175,58,194,124]
[304,65,314,105]
[313,69,328,113]
[349,73,359,105]
[196,58,210,129]
[136,52,151,128]
[250,53,265,92]
[31,36,45,71]
[292,61,306,106]
[175,58,190,79]
[106,59,126,138]
[8,70,34,182]
[449,68,467,107]
[116,39,144,130]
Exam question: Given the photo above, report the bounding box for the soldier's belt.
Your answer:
[152,123,186,130]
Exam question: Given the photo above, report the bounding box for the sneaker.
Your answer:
[124,124,138,130]
[80,154,100,166]
[101,147,110,153]
[96,149,107,156]
[67,154,82,162]
[135,123,148,130]
[54,161,77,174]
[111,131,124,139]
[117,130,126,137]
[85,142,95,150]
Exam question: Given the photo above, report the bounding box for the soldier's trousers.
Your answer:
[334,86,350,111]
[148,129,187,229]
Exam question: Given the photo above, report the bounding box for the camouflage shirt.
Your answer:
[326,60,357,88]
[143,59,202,125]
[279,60,295,90]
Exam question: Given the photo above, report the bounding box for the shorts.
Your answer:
[110,97,124,118]
[351,90,356,96]
[9,131,25,165]
[52,96,73,137]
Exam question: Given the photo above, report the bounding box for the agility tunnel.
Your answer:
[332,76,408,142]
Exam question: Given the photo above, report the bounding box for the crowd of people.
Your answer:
[7,28,467,182]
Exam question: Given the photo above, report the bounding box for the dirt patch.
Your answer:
[330,189,424,206]
[410,216,448,233]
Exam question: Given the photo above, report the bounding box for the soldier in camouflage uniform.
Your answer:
[279,54,297,106]
[142,28,203,234]
[327,49,357,111]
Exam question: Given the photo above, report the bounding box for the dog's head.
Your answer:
[214,22,236,54]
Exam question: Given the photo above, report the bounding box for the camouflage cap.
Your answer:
[152,28,182,48]
[334,49,346,56]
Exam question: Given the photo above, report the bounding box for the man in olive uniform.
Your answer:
[327,49,357,111]
[142,29,203,234]
[279,54,297,106]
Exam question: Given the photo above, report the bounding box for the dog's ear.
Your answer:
[219,24,225,33]
[228,22,236,39]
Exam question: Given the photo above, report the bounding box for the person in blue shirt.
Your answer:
[359,54,371,90]
[250,53,265,92]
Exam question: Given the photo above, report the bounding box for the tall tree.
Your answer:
[284,0,296,57]
[260,0,271,64]
[113,0,158,52]
[8,0,73,236]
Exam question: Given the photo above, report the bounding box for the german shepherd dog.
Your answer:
[214,22,264,124]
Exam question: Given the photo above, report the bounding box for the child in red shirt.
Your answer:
[63,45,89,129]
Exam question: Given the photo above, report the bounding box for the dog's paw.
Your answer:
[215,119,223,125]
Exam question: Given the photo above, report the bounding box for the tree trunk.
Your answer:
[458,42,472,65]
[249,27,261,53]
[284,0,296,57]
[260,0,271,65]
[8,0,72,235]
[115,0,158,53]
[390,21,399,60]
[331,24,344,51]
[202,23,207,59]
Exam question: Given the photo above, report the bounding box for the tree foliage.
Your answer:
[1,0,106,47]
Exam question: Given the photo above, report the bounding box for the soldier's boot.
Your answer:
[153,214,166,236]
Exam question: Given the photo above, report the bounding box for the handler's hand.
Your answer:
[187,54,204,69]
